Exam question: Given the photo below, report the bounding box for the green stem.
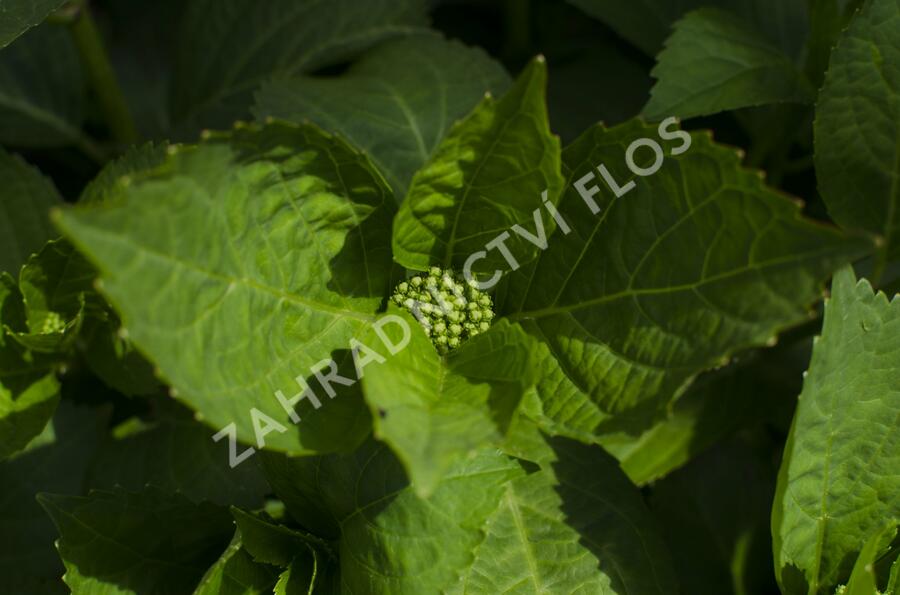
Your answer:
[68,1,138,146]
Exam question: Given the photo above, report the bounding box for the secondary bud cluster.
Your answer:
[391,267,495,354]
[41,311,66,334]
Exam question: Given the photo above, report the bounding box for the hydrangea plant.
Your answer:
[0,0,898,593]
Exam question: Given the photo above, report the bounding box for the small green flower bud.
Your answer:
[392,267,496,354]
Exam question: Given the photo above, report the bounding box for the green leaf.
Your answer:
[0,0,66,48]
[261,441,519,590]
[0,148,62,276]
[465,434,678,594]
[566,0,808,59]
[254,32,510,199]
[815,0,900,262]
[360,311,537,495]
[273,557,319,595]
[8,239,95,353]
[79,142,169,204]
[87,401,271,509]
[193,531,280,595]
[842,524,897,595]
[0,272,59,460]
[171,0,429,130]
[262,434,677,593]
[0,402,105,595]
[392,57,564,274]
[79,313,161,396]
[888,553,900,595]
[0,24,87,149]
[643,9,813,121]
[231,507,329,568]
[56,121,397,454]
[772,267,900,595]
[503,119,871,437]
[39,487,234,595]
[804,0,862,87]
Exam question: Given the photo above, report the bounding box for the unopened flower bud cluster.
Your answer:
[391,267,495,354]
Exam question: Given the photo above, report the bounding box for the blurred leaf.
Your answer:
[79,313,160,396]
[87,401,270,509]
[39,486,234,595]
[56,122,395,454]
[171,0,429,131]
[773,267,900,594]
[0,0,67,48]
[547,44,652,144]
[566,0,808,59]
[804,0,861,87]
[254,32,510,199]
[643,9,813,121]
[392,57,564,274]
[0,24,87,149]
[648,437,780,595]
[0,402,105,595]
[104,0,184,140]
[815,0,900,262]
[0,148,62,276]
[193,531,280,595]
